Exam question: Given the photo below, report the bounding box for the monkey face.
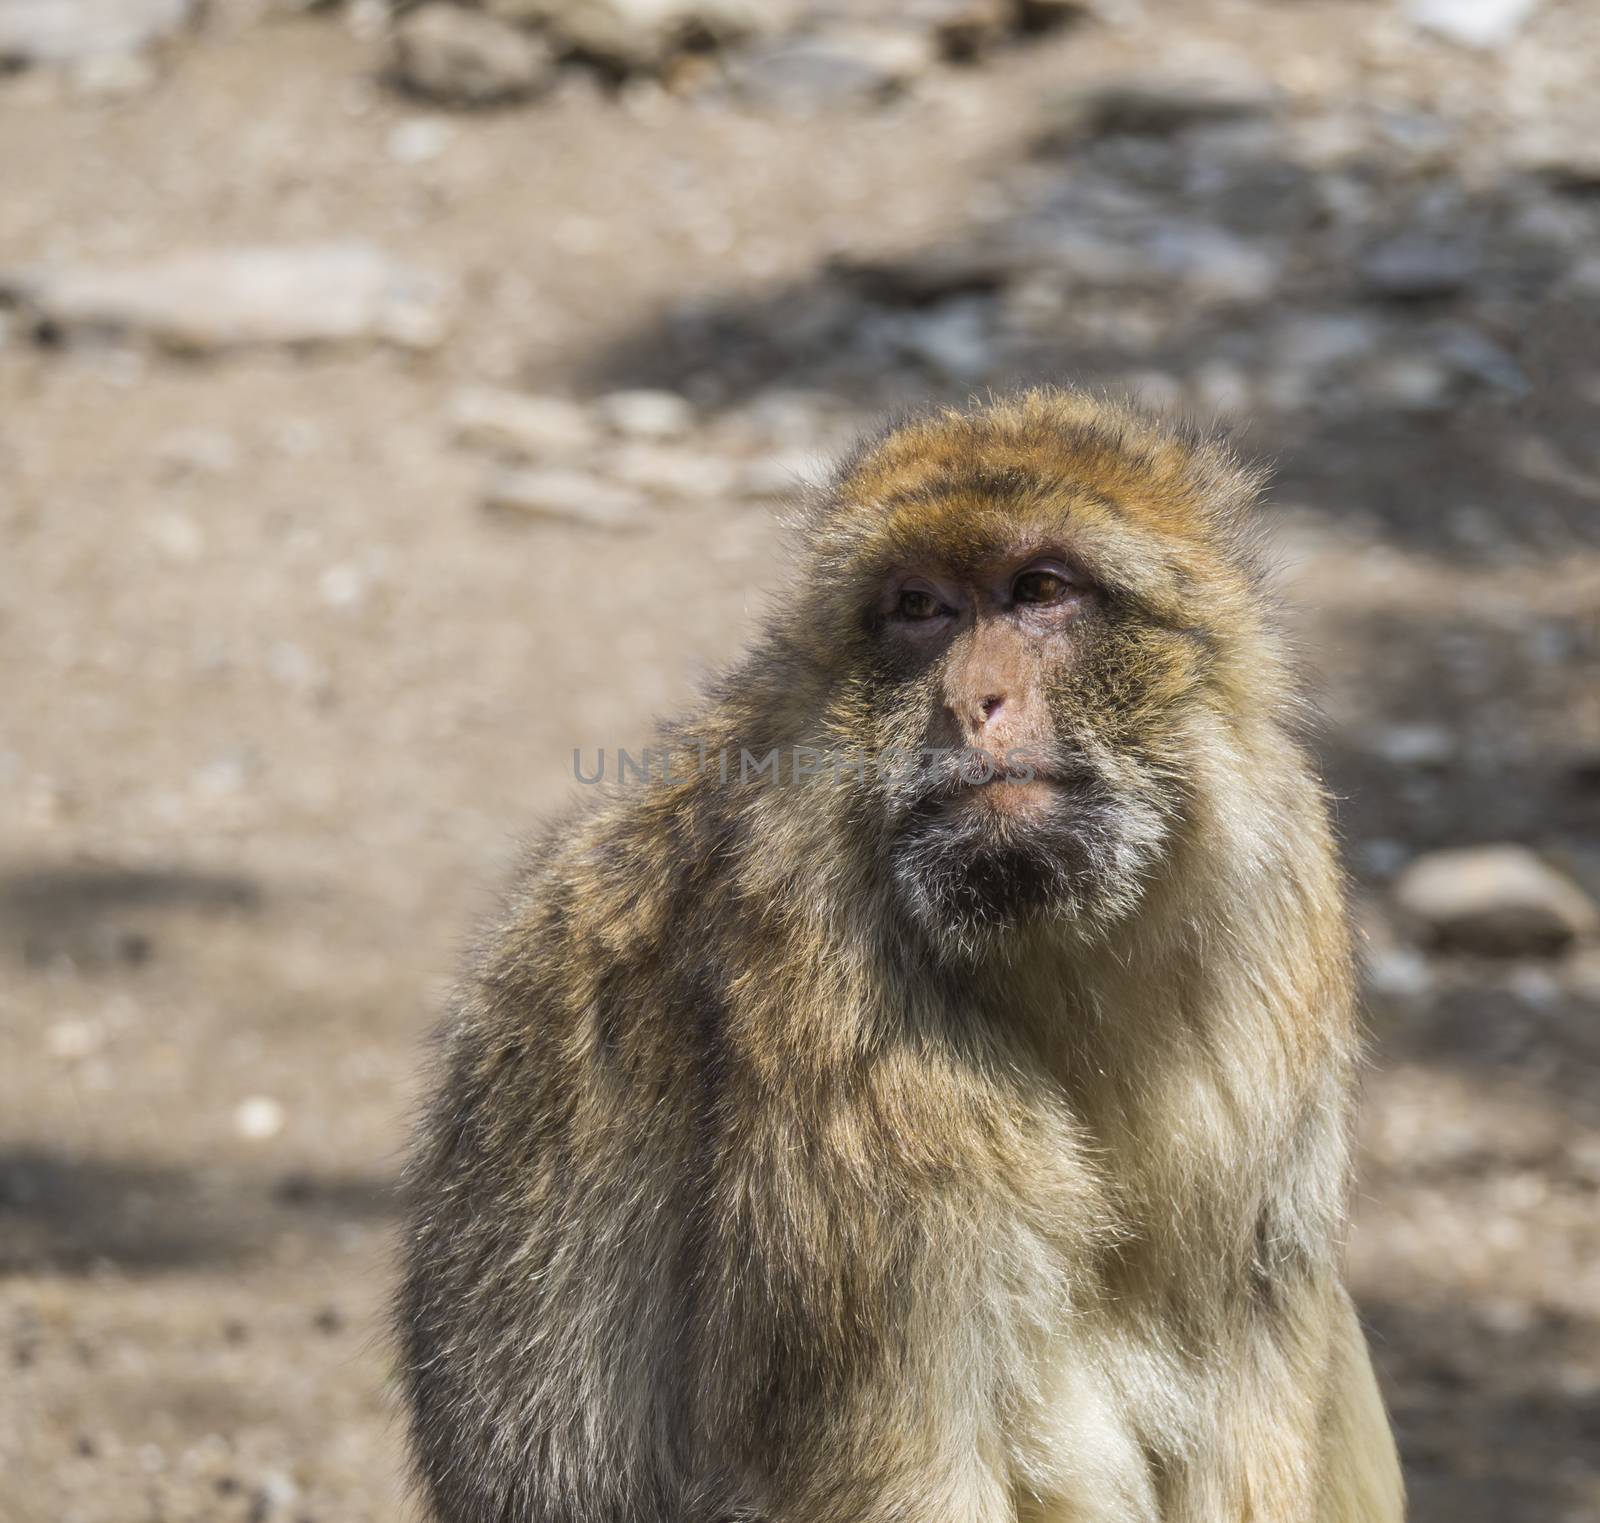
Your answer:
[860,544,1175,959]
[797,393,1273,960]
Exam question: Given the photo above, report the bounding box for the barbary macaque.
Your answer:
[397,390,1405,1522]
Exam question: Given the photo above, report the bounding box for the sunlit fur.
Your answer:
[397,389,1405,1522]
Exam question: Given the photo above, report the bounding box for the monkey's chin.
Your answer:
[888,783,1164,962]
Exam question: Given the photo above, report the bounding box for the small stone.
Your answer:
[487,0,767,72]
[1404,0,1541,50]
[1365,356,1453,413]
[253,1470,299,1513]
[1394,845,1599,958]
[482,467,648,529]
[68,50,156,96]
[0,0,194,66]
[896,297,995,380]
[46,1020,104,1060]
[450,388,598,458]
[731,29,933,112]
[731,389,841,449]
[828,246,1014,307]
[234,1096,286,1141]
[1140,222,1279,301]
[1504,963,1560,1007]
[148,511,204,562]
[594,388,695,441]
[387,116,457,163]
[2,243,455,353]
[1038,76,1276,146]
[1433,327,1528,396]
[905,0,1008,61]
[1012,0,1092,32]
[1359,237,1478,300]
[156,427,238,479]
[1366,945,1435,1000]
[1371,723,1456,768]
[1271,312,1384,374]
[318,563,369,610]
[390,5,555,107]
[266,642,321,694]
[195,751,250,798]
[603,443,739,499]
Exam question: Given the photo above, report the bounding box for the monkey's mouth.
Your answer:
[883,741,1165,958]
[906,748,1071,818]
[943,768,1060,820]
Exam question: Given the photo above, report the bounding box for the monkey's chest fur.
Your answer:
[403,976,1324,1523]
[686,1006,1302,1520]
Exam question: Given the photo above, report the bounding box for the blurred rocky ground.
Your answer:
[1,0,1598,1519]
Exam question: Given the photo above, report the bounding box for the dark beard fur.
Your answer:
[887,768,1166,962]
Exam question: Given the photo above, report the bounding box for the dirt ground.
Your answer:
[2,1,1598,1519]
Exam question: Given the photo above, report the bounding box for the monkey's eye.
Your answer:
[1012,570,1074,606]
[896,588,943,620]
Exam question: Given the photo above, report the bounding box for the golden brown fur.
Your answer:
[397,389,1404,1522]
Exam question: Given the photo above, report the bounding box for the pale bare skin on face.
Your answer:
[880,549,1090,820]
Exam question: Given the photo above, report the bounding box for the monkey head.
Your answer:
[787,390,1280,961]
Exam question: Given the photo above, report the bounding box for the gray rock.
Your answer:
[1038,76,1277,145]
[1566,257,1600,298]
[904,0,1008,61]
[390,5,556,108]
[482,467,648,528]
[1394,845,1599,957]
[1012,0,1093,32]
[604,442,740,499]
[1404,0,1541,50]
[1371,723,1457,769]
[68,49,157,94]
[450,388,599,458]
[1521,145,1600,196]
[731,28,934,111]
[1270,312,1384,372]
[1139,222,1279,301]
[387,117,459,164]
[156,427,239,479]
[595,388,695,440]
[2,243,455,353]
[1365,355,1454,413]
[1366,944,1436,1000]
[828,246,1014,306]
[1360,236,1479,299]
[895,298,995,381]
[485,0,767,72]
[0,0,193,65]
[1028,218,1279,302]
[1434,326,1529,395]
[729,388,841,450]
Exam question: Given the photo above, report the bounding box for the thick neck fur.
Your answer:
[569,683,1355,1293]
